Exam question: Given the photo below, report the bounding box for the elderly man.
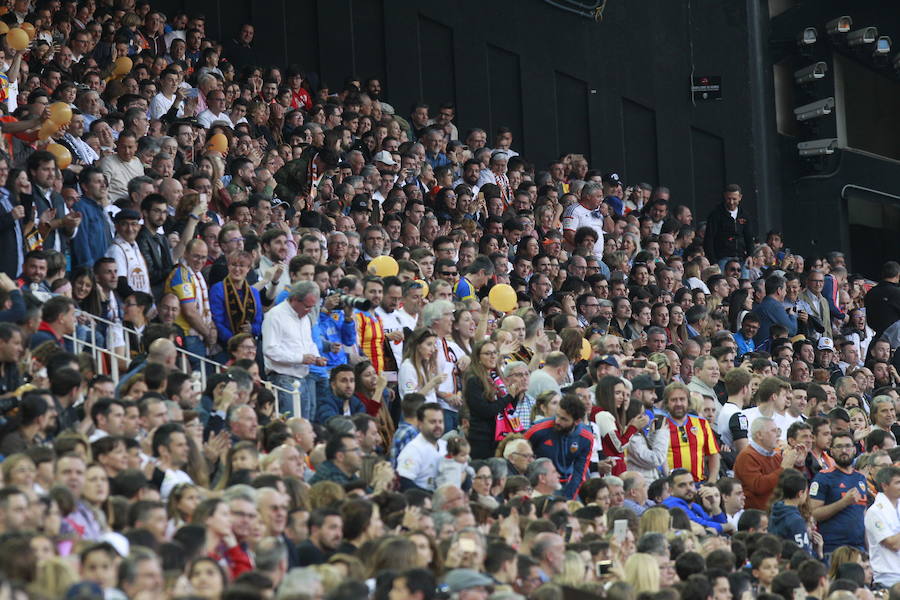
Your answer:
[262,281,327,418]
[502,438,535,476]
[734,416,800,509]
[621,471,651,515]
[527,457,562,497]
[421,299,462,430]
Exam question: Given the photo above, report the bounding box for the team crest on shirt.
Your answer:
[738,415,748,429]
[569,442,579,453]
[810,482,819,495]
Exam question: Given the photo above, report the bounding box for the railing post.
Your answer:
[292,380,301,419]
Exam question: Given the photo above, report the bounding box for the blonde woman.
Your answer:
[553,551,590,588]
[624,553,660,593]
[638,506,672,537]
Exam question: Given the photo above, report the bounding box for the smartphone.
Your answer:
[596,561,612,576]
[628,358,647,368]
[653,414,667,429]
[614,519,628,543]
[564,525,573,542]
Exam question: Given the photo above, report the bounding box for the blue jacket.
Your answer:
[310,309,357,376]
[661,495,727,533]
[314,388,366,425]
[70,196,112,270]
[525,418,594,500]
[209,280,263,344]
[768,501,814,555]
[753,295,797,345]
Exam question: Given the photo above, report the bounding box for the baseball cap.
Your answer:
[373,150,397,166]
[603,172,624,186]
[817,337,835,352]
[113,208,141,223]
[270,197,288,209]
[444,568,494,593]
[595,355,619,369]
[350,196,372,212]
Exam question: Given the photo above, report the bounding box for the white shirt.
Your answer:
[398,359,437,404]
[562,203,605,259]
[716,402,742,447]
[376,307,405,380]
[106,236,151,294]
[395,308,418,331]
[262,300,319,379]
[396,433,447,491]
[741,406,791,441]
[149,91,184,120]
[197,109,234,129]
[865,492,900,587]
[160,468,193,501]
[435,336,458,412]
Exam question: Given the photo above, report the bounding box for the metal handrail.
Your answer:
[69,310,303,417]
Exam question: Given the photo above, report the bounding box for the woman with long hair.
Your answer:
[209,250,263,350]
[352,360,394,449]
[398,328,444,403]
[530,390,561,424]
[464,339,523,459]
[667,303,690,348]
[187,556,228,599]
[593,375,648,475]
[214,441,259,490]
[625,553,661,593]
[166,482,202,536]
[191,498,252,579]
[449,306,477,358]
[728,288,752,333]
[68,463,110,541]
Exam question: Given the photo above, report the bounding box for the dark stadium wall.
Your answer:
[154,0,766,233]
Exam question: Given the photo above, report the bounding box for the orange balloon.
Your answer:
[37,120,58,141]
[113,56,132,77]
[6,28,28,51]
[0,22,9,35]
[49,102,72,126]
[19,22,34,40]
[207,133,228,153]
[46,143,71,170]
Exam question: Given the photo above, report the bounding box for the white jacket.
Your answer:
[625,427,670,482]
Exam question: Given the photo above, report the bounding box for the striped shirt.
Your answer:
[665,414,719,481]
[354,310,385,373]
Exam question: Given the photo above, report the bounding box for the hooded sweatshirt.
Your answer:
[768,501,813,555]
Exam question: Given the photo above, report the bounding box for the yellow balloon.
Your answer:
[415,279,429,298]
[37,119,58,141]
[113,56,132,77]
[368,255,399,278]
[580,338,593,361]
[0,22,9,35]
[46,143,71,169]
[488,284,517,313]
[49,101,72,125]
[6,28,28,51]
[207,133,228,153]
[19,22,34,40]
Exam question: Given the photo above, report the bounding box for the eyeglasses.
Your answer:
[511,452,535,460]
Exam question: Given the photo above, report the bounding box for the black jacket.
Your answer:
[136,226,174,296]
[703,203,754,262]
[20,188,73,255]
[864,280,900,337]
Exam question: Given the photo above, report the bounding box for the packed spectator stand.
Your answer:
[0,1,898,600]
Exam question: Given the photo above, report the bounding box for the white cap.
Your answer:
[373,150,397,166]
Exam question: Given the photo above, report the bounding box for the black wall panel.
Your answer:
[690,128,726,214]
[417,16,456,114]
[622,99,659,186]
[555,72,591,162]
[487,46,523,151]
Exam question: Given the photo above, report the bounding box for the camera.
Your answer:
[847,27,877,47]
[794,98,834,122]
[337,295,372,311]
[794,62,827,84]
[797,138,838,157]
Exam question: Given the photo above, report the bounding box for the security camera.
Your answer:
[794,62,827,84]
[797,27,817,46]
[794,98,834,122]
[825,16,852,35]
[798,139,838,157]
[874,36,892,56]
[847,27,878,47]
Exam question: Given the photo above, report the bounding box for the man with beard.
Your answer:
[397,402,447,492]
[137,194,181,298]
[661,468,732,534]
[525,394,593,499]
[810,430,867,553]
[664,381,720,482]
[258,228,292,300]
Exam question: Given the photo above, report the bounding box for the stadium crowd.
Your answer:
[1,1,900,600]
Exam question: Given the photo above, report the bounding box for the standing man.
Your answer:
[137,194,178,298]
[809,431,867,553]
[262,281,326,418]
[703,184,754,265]
[525,394,593,499]
[865,465,900,589]
[799,270,832,341]
[165,239,214,366]
[354,276,387,374]
[106,209,151,295]
[562,182,604,258]
[99,131,145,202]
[397,402,447,492]
[663,382,720,482]
[23,150,81,255]
[865,261,900,340]
[754,275,800,346]
[70,167,112,270]
[717,368,752,452]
